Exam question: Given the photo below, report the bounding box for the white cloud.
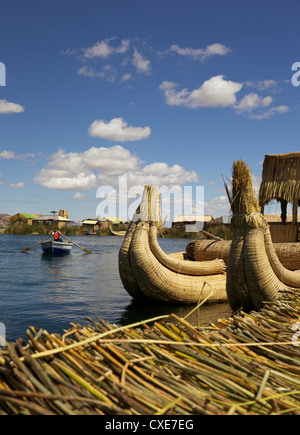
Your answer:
[88,117,151,142]
[170,43,231,61]
[10,182,25,189]
[204,195,230,218]
[160,76,289,120]
[77,66,105,79]
[246,79,279,91]
[73,192,85,200]
[78,65,117,82]
[234,93,273,113]
[0,150,35,159]
[34,145,198,192]
[132,49,151,74]
[82,38,130,59]
[124,162,198,188]
[0,150,17,159]
[120,73,133,82]
[160,75,243,109]
[0,99,25,114]
[249,105,290,120]
[234,91,289,119]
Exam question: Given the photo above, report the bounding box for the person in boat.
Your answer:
[52,227,63,242]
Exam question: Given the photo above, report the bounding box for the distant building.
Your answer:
[209,216,231,226]
[264,214,300,243]
[59,210,69,219]
[99,217,128,231]
[172,215,213,232]
[32,215,71,230]
[82,219,101,232]
[10,213,39,226]
[0,214,11,230]
[82,217,128,232]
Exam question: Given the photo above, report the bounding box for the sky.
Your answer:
[0,0,300,223]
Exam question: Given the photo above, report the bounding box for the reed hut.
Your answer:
[259,152,300,242]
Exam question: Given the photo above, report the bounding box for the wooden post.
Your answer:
[292,199,298,225]
[292,198,299,242]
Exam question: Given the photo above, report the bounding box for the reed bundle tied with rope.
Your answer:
[0,287,300,415]
[225,160,300,312]
[185,239,300,271]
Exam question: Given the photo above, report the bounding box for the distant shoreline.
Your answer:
[0,223,233,240]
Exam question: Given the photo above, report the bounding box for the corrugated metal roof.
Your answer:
[173,215,213,223]
[32,215,71,222]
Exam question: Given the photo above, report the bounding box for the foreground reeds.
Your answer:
[0,287,299,415]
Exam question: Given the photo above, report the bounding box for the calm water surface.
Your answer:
[0,234,231,342]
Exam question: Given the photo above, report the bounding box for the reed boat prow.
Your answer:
[119,185,227,304]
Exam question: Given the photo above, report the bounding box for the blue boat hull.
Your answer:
[41,240,73,255]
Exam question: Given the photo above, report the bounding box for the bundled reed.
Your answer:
[185,239,300,271]
[225,160,300,312]
[0,288,300,415]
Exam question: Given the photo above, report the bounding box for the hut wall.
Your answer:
[269,223,298,243]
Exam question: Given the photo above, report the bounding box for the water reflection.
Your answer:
[119,299,232,328]
[1,234,233,342]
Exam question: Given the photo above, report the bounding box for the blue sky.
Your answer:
[0,0,300,222]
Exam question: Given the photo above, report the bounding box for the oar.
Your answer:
[60,233,92,254]
[20,234,52,254]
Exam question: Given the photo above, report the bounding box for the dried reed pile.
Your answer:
[0,288,300,415]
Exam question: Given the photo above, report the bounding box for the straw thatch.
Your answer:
[259,152,300,207]
[119,186,227,304]
[225,160,300,311]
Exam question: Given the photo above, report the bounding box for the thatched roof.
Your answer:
[259,152,300,206]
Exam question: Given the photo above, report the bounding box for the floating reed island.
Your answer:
[0,287,299,415]
[1,159,300,415]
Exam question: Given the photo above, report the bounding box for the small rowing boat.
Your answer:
[41,240,73,255]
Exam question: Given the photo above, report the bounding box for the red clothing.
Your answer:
[53,231,62,241]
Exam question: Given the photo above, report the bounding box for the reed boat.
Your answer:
[119,186,227,304]
[222,160,300,311]
[41,240,73,255]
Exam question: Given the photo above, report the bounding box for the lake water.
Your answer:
[0,234,231,342]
